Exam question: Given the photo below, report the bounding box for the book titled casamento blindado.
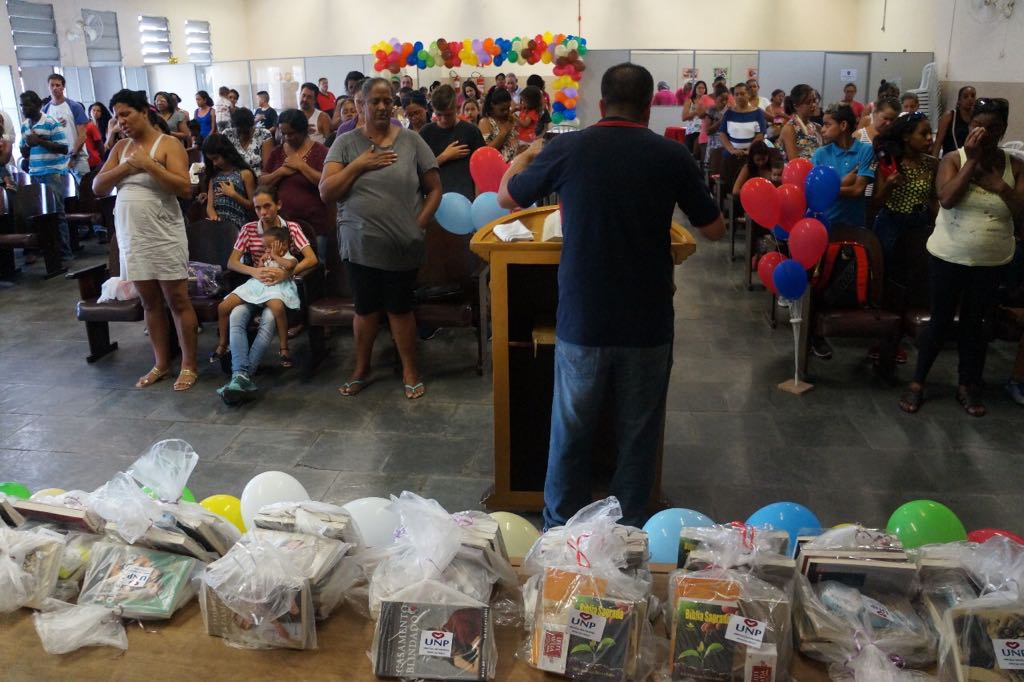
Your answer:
[373,601,492,680]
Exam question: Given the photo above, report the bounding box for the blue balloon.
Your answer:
[413,41,423,52]
[552,102,565,113]
[643,508,715,564]
[772,259,808,300]
[746,502,822,556]
[494,56,504,67]
[435,192,474,235]
[772,225,789,241]
[470,192,508,230]
[565,110,576,121]
[805,165,841,212]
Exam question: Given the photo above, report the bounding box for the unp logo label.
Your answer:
[419,629,453,658]
[994,639,1024,670]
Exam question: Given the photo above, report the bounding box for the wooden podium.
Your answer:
[470,206,697,512]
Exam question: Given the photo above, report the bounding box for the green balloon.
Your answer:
[578,44,588,55]
[0,481,31,499]
[508,51,518,63]
[143,485,196,503]
[887,499,967,549]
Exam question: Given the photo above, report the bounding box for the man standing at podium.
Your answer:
[498,63,725,529]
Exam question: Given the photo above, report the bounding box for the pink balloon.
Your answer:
[777,183,807,230]
[739,178,780,229]
[788,218,829,268]
[757,251,785,293]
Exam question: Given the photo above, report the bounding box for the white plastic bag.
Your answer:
[127,439,199,502]
[90,472,163,544]
[97,276,138,303]
[32,599,128,654]
[829,642,937,681]
[0,526,65,612]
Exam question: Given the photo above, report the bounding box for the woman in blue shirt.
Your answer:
[718,82,767,157]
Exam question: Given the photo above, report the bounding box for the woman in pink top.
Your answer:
[652,81,678,106]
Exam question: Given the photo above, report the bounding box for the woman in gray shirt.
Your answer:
[320,77,442,400]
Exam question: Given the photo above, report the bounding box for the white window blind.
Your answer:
[7,0,59,66]
[138,15,171,64]
[82,9,122,64]
[184,20,211,64]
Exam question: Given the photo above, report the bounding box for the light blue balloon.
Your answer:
[746,501,822,556]
[642,508,714,564]
[470,192,508,230]
[435,192,474,235]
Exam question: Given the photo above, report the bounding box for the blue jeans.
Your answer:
[229,303,276,377]
[872,206,930,276]
[39,173,71,259]
[543,338,673,530]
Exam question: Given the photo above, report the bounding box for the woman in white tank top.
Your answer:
[900,98,1024,417]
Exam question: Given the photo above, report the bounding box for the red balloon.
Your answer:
[469,147,508,193]
[740,178,781,229]
[968,528,1024,545]
[782,158,813,187]
[757,252,785,293]
[788,218,829,268]
[777,183,807,230]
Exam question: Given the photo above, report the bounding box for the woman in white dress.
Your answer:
[94,89,199,391]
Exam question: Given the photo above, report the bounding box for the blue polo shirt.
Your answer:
[812,140,875,227]
[507,118,720,347]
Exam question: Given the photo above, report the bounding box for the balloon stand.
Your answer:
[778,294,814,395]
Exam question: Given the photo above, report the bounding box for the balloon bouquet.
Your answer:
[740,159,841,392]
[435,146,513,235]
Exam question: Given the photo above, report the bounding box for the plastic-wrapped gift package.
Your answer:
[519,498,654,682]
[239,528,352,621]
[253,500,362,545]
[372,580,496,680]
[0,526,65,612]
[679,524,790,570]
[200,538,316,650]
[16,522,103,603]
[126,438,199,503]
[934,537,1024,682]
[77,541,200,620]
[32,599,128,655]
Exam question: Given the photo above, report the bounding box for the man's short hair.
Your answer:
[218,86,229,95]
[318,77,328,84]
[430,84,456,111]
[256,90,269,100]
[47,73,65,86]
[20,90,41,106]
[600,63,654,117]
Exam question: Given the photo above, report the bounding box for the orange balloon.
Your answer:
[565,98,577,109]
[554,92,567,104]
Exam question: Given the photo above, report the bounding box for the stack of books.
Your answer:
[253,501,359,545]
[373,600,493,680]
[78,541,199,620]
[0,525,65,609]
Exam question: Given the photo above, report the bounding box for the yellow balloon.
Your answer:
[201,494,246,533]
[489,511,541,559]
[31,488,65,499]
[833,523,855,528]
[541,52,552,64]
[543,31,554,44]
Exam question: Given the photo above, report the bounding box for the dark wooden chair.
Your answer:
[65,171,104,244]
[810,224,903,378]
[185,219,242,324]
[0,184,66,278]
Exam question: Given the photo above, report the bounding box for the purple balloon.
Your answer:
[564,88,577,98]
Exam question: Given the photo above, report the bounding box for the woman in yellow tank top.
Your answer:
[899,98,1024,417]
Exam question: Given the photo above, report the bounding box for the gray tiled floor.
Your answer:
[1,231,1022,532]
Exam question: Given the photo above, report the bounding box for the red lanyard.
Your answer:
[592,118,646,129]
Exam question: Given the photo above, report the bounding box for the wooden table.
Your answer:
[469,207,697,512]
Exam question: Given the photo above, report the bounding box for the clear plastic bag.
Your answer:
[803,526,904,553]
[0,526,65,612]
[97,276,139,302]
[519,497,654,681]
[32,599,128,654]
[201,536,317,650]
[252,500,362,545]
[90,473,163,544]
[78,541,199,620]
[829,642,938,681]
[127,439,199,503]
[371,580,497,680]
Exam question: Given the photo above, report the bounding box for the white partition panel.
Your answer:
[206,61,254,109]
[757,51,825,99]
[91,66,124,107]
[250,59,305,111]
[823,52,869,108]
[867,52,934,103]
[146,64,199,106]
[304,55,370,98]
[576,49,630,128]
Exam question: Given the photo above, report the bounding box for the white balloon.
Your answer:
[489,511,541,558]
[342,497,400,547]
[240,471,310,528]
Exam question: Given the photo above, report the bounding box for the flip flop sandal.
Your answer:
[136,366,169,388]
[956,387,986,418]
[209,348,229,364]
[173,368,199,392]
[404,382,426,400]
[898,388,924,414]
[338,378,370,397]
[279,348,293,368]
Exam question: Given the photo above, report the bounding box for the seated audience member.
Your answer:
[316,77,336,112]
[254,90,278,135]
[808,89,825,126]
[900,97,1023,417]
[299,81,331,144]
[934,85,976,157]
[261,108,331,257]
[402,91,429,133]
[202,133,255,227]
[732,139,776,196]
[702,85,731,166]
[747,78,770,110]
[194,90,216,139]
[764,89,787,142]
[652,81,677,106]
[779,83,822,162]
[479,87,519,162]
[225,107,273,177]
[332,96,357,130]
[718,82,767,157]
[460,99,481,124]
[319,77,443,400]
[841,82,865,119]
[420,84,485,200]
[215,186,318,405]
[901,92,920,113]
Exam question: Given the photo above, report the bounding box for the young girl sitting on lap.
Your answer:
[214,226,300,367]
